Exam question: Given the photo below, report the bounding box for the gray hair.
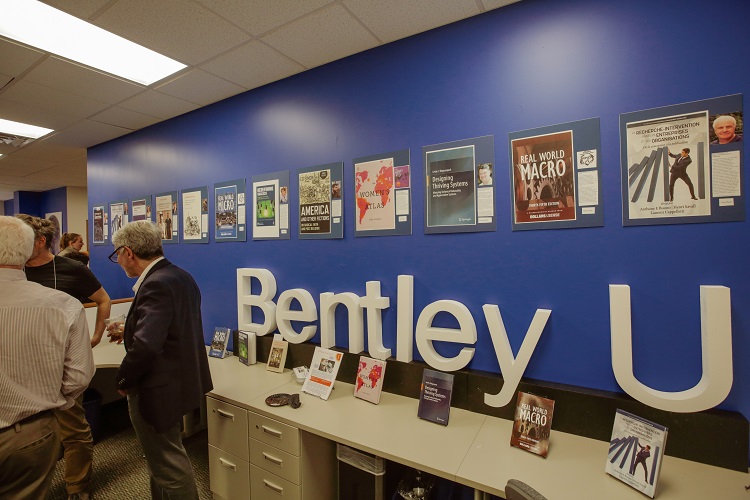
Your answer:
[112,221,164,259]
[0,216,35,266]
[713,115,737,129]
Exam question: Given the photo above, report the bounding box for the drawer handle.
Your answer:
[263,452,283,466]
[216,409,235,421]
[261,425,282,438]
[219,458,236,471]
[263,479,284,494]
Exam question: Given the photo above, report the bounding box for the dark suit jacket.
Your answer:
[116,259,213,433]
[668,152,692,176]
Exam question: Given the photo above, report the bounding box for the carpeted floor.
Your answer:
[47,401,211,499]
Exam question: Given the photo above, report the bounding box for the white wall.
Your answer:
[66,186,88,245]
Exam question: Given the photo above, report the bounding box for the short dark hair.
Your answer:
[682,148,690,154]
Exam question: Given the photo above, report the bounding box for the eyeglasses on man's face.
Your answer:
[108,246,125,263]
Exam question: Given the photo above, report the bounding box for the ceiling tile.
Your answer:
[118,90,200,119]
[41,0,112,19]
[0,97,79,131]
[262,4,379,69]
[0,156,60,176]
[156,69,245,106]
[0,38,46,78]
[0,73,12,90]
[15,139,86,162]
[201,41,304,90]
[90,106,162,130]
[343,0,480,44]
[94,0,250,66]
[2,80,109,118]
[481,0,522,10]
[198,0,332,36]
[46,120,132,148]
[23,57,144,104]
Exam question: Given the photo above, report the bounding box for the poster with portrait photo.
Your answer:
[92,205,106,245]
[509,118,602,231]
[298,162,344,240]
[155,191,178,244]
[423,135,495,234]
[620,94,744,226]
[252,170,290,240]
[130,195,152,222]
[353,148,411,237]
[181,186,208,243]
[109,201,128,238]
[214,179,246,242]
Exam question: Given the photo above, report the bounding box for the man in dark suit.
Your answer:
[667,148,698,201]
[108,221,212,499]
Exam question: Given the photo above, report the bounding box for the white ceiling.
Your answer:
[0,0,519,201]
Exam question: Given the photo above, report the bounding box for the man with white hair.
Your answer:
[0,216,94,499]
[710,115,743,145]
[108,220,212,499]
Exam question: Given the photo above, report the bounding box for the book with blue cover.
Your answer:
[209,327,232,358]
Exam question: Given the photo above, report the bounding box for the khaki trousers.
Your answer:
[54,394,94,494]
[0,413,60,499]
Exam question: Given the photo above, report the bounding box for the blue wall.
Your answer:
[88,0,749,427]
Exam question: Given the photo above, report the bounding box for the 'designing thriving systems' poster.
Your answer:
[423,135,495,235]
[252,171,290,240]
[620,94,744,226]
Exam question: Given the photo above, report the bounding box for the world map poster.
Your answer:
[355,158,395,232]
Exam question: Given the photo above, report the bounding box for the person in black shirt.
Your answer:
[17,214,112,500]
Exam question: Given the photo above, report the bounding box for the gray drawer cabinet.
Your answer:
[207,396,337,499]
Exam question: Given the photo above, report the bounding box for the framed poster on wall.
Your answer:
[298,162,344,240]
[181,186,209,244]
[252,170,290,240]
[154,191,178,244]
[423,135,496,234]
[109,200,128,237]
[620,94,744,226]
[353,149,411,237]
[214,178,246,242]
[509,117,603,230]
[130,195,152,222]
[91,205,107,245]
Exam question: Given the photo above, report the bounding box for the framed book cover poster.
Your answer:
[252,170,290,240]
[214,178,246,242]
[154,191,178,244]
[109,200,128,237]
[298,162,344,240]
[353,149,411,237]
[130,195,152,223]
[181,186,208,243]
[509,117,603,230]
[620,94,744,226]
[423,135,495,234]
[92,205,107,245]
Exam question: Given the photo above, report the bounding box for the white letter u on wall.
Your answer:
[609,284,733,413]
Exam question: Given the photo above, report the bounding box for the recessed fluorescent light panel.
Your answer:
[0,118,54,140]
[0,0,186,86]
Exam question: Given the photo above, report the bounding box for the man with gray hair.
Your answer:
[710,115,743,145]
[0,216,94,498]
[108,220,212,499]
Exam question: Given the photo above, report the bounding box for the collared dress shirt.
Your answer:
[0,268,94,428]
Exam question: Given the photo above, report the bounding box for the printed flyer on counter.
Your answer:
[298,162,344,239]
[155,191,178,244]
[620,94,744,225]
[423,135,495,234]
[509,117,603,231]
[353,148,411,237]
